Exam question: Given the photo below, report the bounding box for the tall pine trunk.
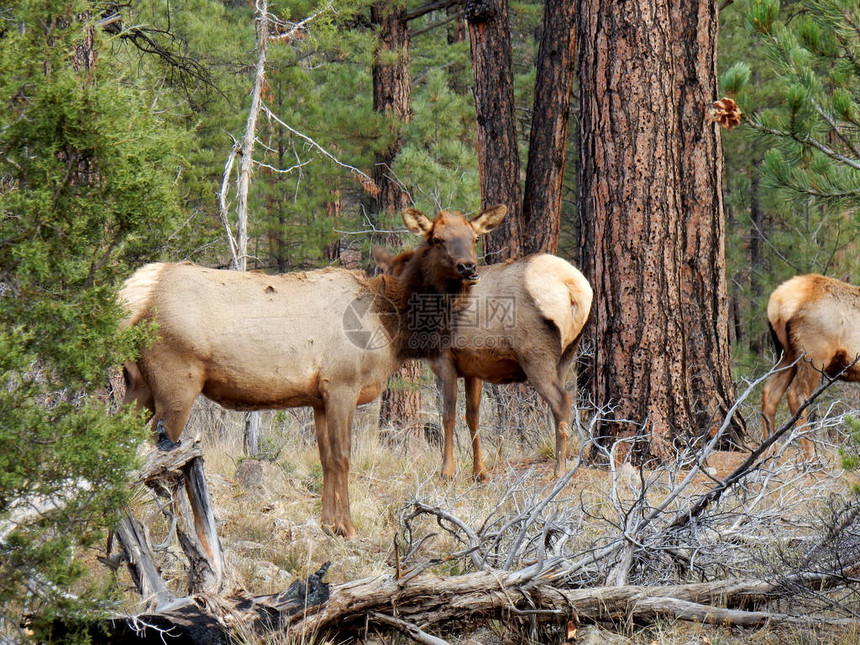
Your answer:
[466,0,522,263]
[522,0,576,256]
[673,2,743,443]
[372,0,421,431]
[577,0,738,461]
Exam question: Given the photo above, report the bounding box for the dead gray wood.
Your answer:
[53,563,331,645]
[85,553,859,642]
[115,439,227,597]
[114,509,174,611]
[287,568,859,637]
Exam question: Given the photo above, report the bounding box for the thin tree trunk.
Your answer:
[522,0,575,256]
[235,0,269,273]
[233,0,271,455]
[748,172,765,355]
[577,0,695,461]
[466,0,522,263]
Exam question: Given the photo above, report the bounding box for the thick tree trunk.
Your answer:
[576,0,696,461]
[372,0,421,429]
[673,2,743,445]
[379,359,422,435]
[466,0,522,263]
[522,0,575,256]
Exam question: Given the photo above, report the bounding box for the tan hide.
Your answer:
[761,274,860,455]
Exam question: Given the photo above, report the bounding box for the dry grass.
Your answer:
[104,382,860,645]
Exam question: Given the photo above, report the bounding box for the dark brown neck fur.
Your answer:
[372,245,472,360]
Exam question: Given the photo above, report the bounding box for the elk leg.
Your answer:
[312,405,338,535]
[149,382,198,446]
[141,357,203,444]
[760,361,797,442]
[432,359,459,481]
[521,359,572,478]
[150,397,195,447]
[786,361,821,459]
[464,377,488,482]
[320,387,357,539]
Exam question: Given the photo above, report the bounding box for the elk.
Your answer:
[373,249,593,479]
[119,206,507,539]
[761,274,860,455]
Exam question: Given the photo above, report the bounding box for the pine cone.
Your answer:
[709,97,742,130]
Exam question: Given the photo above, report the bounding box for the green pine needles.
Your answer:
[744,0,860,211]
[0,1,183,638]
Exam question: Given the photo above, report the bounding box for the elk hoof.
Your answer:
[473,469,490,483]
[439,466,455,481]
[322,519,358,540]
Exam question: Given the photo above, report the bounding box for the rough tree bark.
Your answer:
[673,2,743,444]
[577,0,700,460]
[522,0,576,256]
[371,0,412,233]
[466,0,522,263]
[371,0,422,430]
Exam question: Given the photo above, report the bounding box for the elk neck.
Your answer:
[371,244,475,361]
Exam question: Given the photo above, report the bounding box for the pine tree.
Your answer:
[0,1,184,636]
[717,0,860,367]
[741,0,860,276]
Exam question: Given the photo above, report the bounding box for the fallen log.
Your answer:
[63,561,858,644]
[291,566,857,635]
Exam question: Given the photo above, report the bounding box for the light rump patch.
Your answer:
[524,254,593,351]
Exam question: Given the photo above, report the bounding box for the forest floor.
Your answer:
[103,392,860,645]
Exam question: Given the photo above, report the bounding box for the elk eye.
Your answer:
[430,237,441,246]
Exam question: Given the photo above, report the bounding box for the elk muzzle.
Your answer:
[457,262,479,284]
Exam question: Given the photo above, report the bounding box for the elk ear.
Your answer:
[470,204,507,235]
[402,208,434,238]
[371,246,394,272]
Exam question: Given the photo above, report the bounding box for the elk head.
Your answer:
[402,205,507,285]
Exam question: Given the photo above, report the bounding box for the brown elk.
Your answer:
[373,249,593,479]
[119,206,507,539]
[761,274,860,455]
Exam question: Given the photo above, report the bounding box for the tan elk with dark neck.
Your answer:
[761,274,860,455]
[374,249,592,478]
[120,206,507,539]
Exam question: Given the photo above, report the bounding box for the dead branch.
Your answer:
[114,510,174,611]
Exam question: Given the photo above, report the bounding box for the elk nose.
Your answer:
[457,262,478,280]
